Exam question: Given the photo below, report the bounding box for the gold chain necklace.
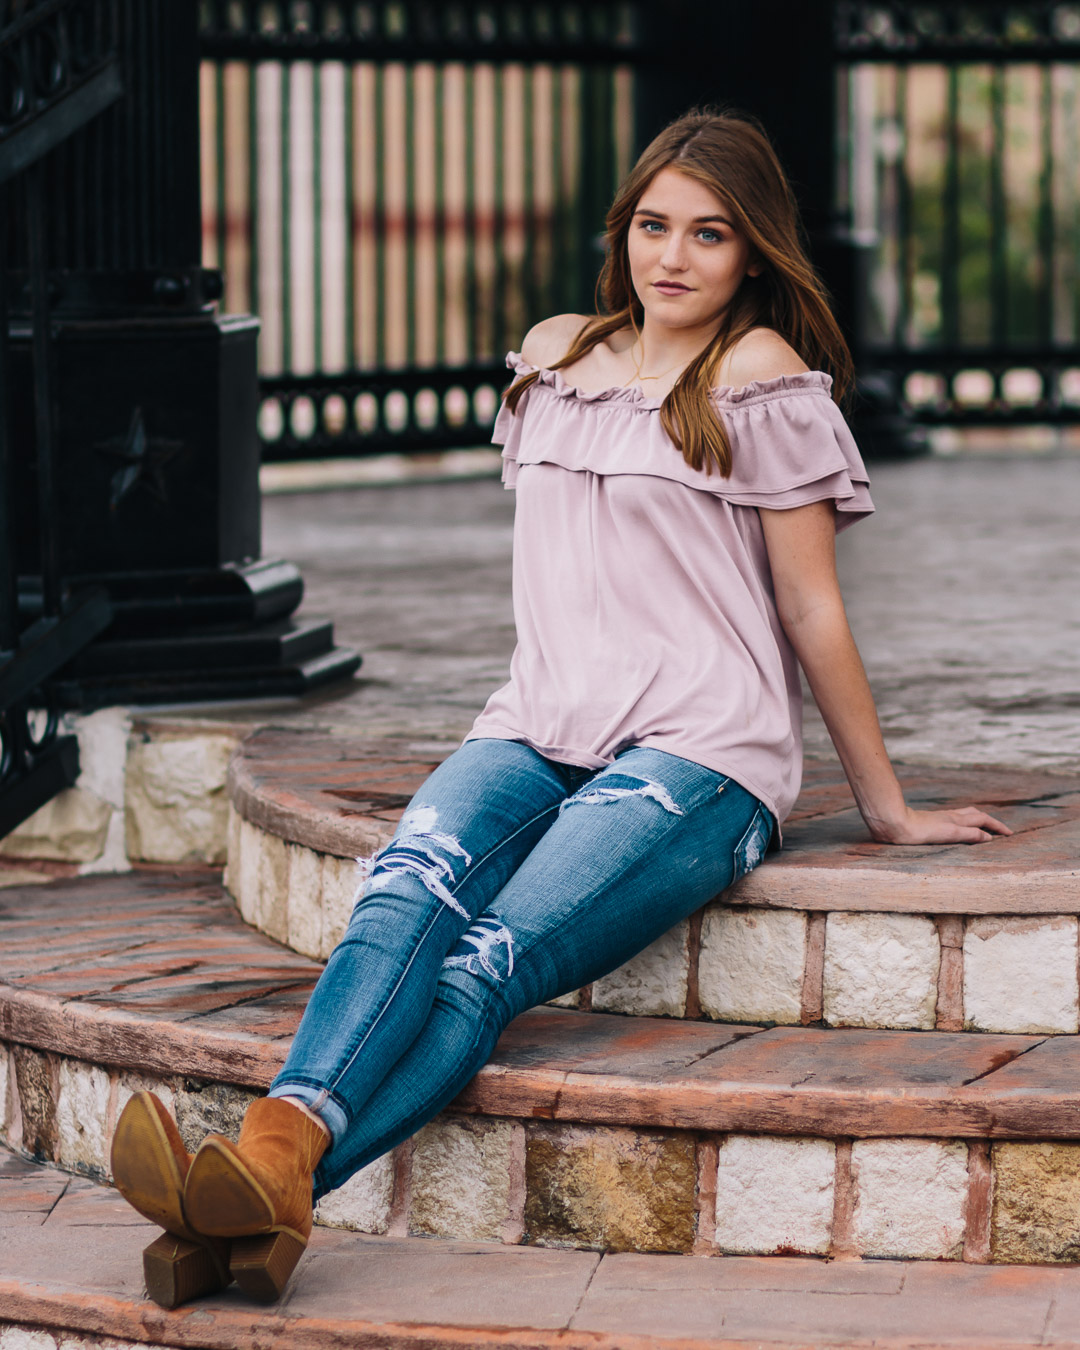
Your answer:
[622,340,687,389]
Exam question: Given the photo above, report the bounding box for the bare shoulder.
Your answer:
[717,328,809,390]
[520,313,592,369]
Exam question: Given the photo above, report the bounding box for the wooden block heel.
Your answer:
[229,1230,306,1302]
[143,1232,230,1309]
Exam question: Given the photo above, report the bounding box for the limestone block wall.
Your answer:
[1,1035,1077,1264]
[0,715,245,874]
[225,811,1080,1036]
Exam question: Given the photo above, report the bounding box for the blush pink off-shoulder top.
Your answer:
[465,352,874,827]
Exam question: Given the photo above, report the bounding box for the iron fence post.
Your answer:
[0,197,15,656]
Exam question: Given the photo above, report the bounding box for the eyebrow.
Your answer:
[632,207,734,228]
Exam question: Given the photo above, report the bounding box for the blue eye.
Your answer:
[698,229,721,243]
[641,220,664,233]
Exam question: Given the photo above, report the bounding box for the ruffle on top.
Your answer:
[494,351,873,529]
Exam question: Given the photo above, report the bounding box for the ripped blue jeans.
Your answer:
[268,737,772,1197]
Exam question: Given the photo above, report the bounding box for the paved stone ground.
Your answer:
[7,1152,1080,1349]
[241,450,1080,775]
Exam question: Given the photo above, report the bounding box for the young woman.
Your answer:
[111,108,1010,1307]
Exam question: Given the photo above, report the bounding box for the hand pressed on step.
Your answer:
[864,803,1013,846]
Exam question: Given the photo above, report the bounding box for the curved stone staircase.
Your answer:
[229,729,1080,1036]
[3,726,1080,1348]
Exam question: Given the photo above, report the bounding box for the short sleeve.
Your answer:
[714,375,873,531]
[491,395,522,489]
[490,354,872,527]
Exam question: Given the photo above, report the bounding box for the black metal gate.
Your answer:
[198,0,638,459]
[197,1,1080,460]
[835,2,1080,426]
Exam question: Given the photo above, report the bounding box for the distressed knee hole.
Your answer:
[560,775,684,818]
[442,915,515,983]
[353,804,472,919]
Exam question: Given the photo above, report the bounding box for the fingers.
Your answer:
[972,810,1009,831]
[949,807,1013,837]
[867,806,1012,846]
[893,807,1013,845]
[950,826,995,844]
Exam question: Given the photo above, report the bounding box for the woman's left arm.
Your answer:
[759,500,1011,845]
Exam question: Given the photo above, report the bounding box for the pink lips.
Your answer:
[653,281,691,294]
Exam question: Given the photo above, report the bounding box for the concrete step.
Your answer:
[7,1153,1080,1350]
[226,728,1080,1034]
[5,871,1080,1264]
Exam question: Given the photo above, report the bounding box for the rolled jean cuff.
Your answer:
[267,1082,348,1147]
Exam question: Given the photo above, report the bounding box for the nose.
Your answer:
[660,231,689,271]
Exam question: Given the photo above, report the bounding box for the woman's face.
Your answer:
[626,166,760,333]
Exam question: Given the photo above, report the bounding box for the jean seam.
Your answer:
[271,1078,352,1133]
[435,796,566,902]
[315,994,501,1197]
[324,900,447,1100]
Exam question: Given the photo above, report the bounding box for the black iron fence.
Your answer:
[198,0,637,458]
[836,2,1080,424]
[198,2,1080,457]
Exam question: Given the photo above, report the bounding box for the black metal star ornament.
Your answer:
[94,406,184,510]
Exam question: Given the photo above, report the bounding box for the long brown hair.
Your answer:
[504,109,853,477]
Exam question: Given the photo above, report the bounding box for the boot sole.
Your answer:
[185,1135,307,1242]
[112,1092,231,1305]
[185,1137,308,1302]
[111,1092,192,1236]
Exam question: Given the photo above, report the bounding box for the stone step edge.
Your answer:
[10,1276,1070,1350]
[223,805,1080,1036]
[0,1285,777,1350]
[8,1014,1080,1264]
[4,980,1080,1142]
[224,731,1080,917]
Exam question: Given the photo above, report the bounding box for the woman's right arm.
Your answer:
[759,499,1011,845]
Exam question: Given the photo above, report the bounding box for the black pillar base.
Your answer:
[48,622,362,710]
[20,559,361,710]
[9,312,360,708]
[10,312,263,576]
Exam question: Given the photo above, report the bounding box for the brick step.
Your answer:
[8,1154,1080,1350]
[227,729,1080,1034]
[5,872,1080,1264]
[9,1155,1080,1350]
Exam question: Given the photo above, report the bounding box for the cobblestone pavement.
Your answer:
[249,450,1079,774]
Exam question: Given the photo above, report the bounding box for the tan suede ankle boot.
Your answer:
[110,1091,231,1308]
[183,1096,329,1302]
